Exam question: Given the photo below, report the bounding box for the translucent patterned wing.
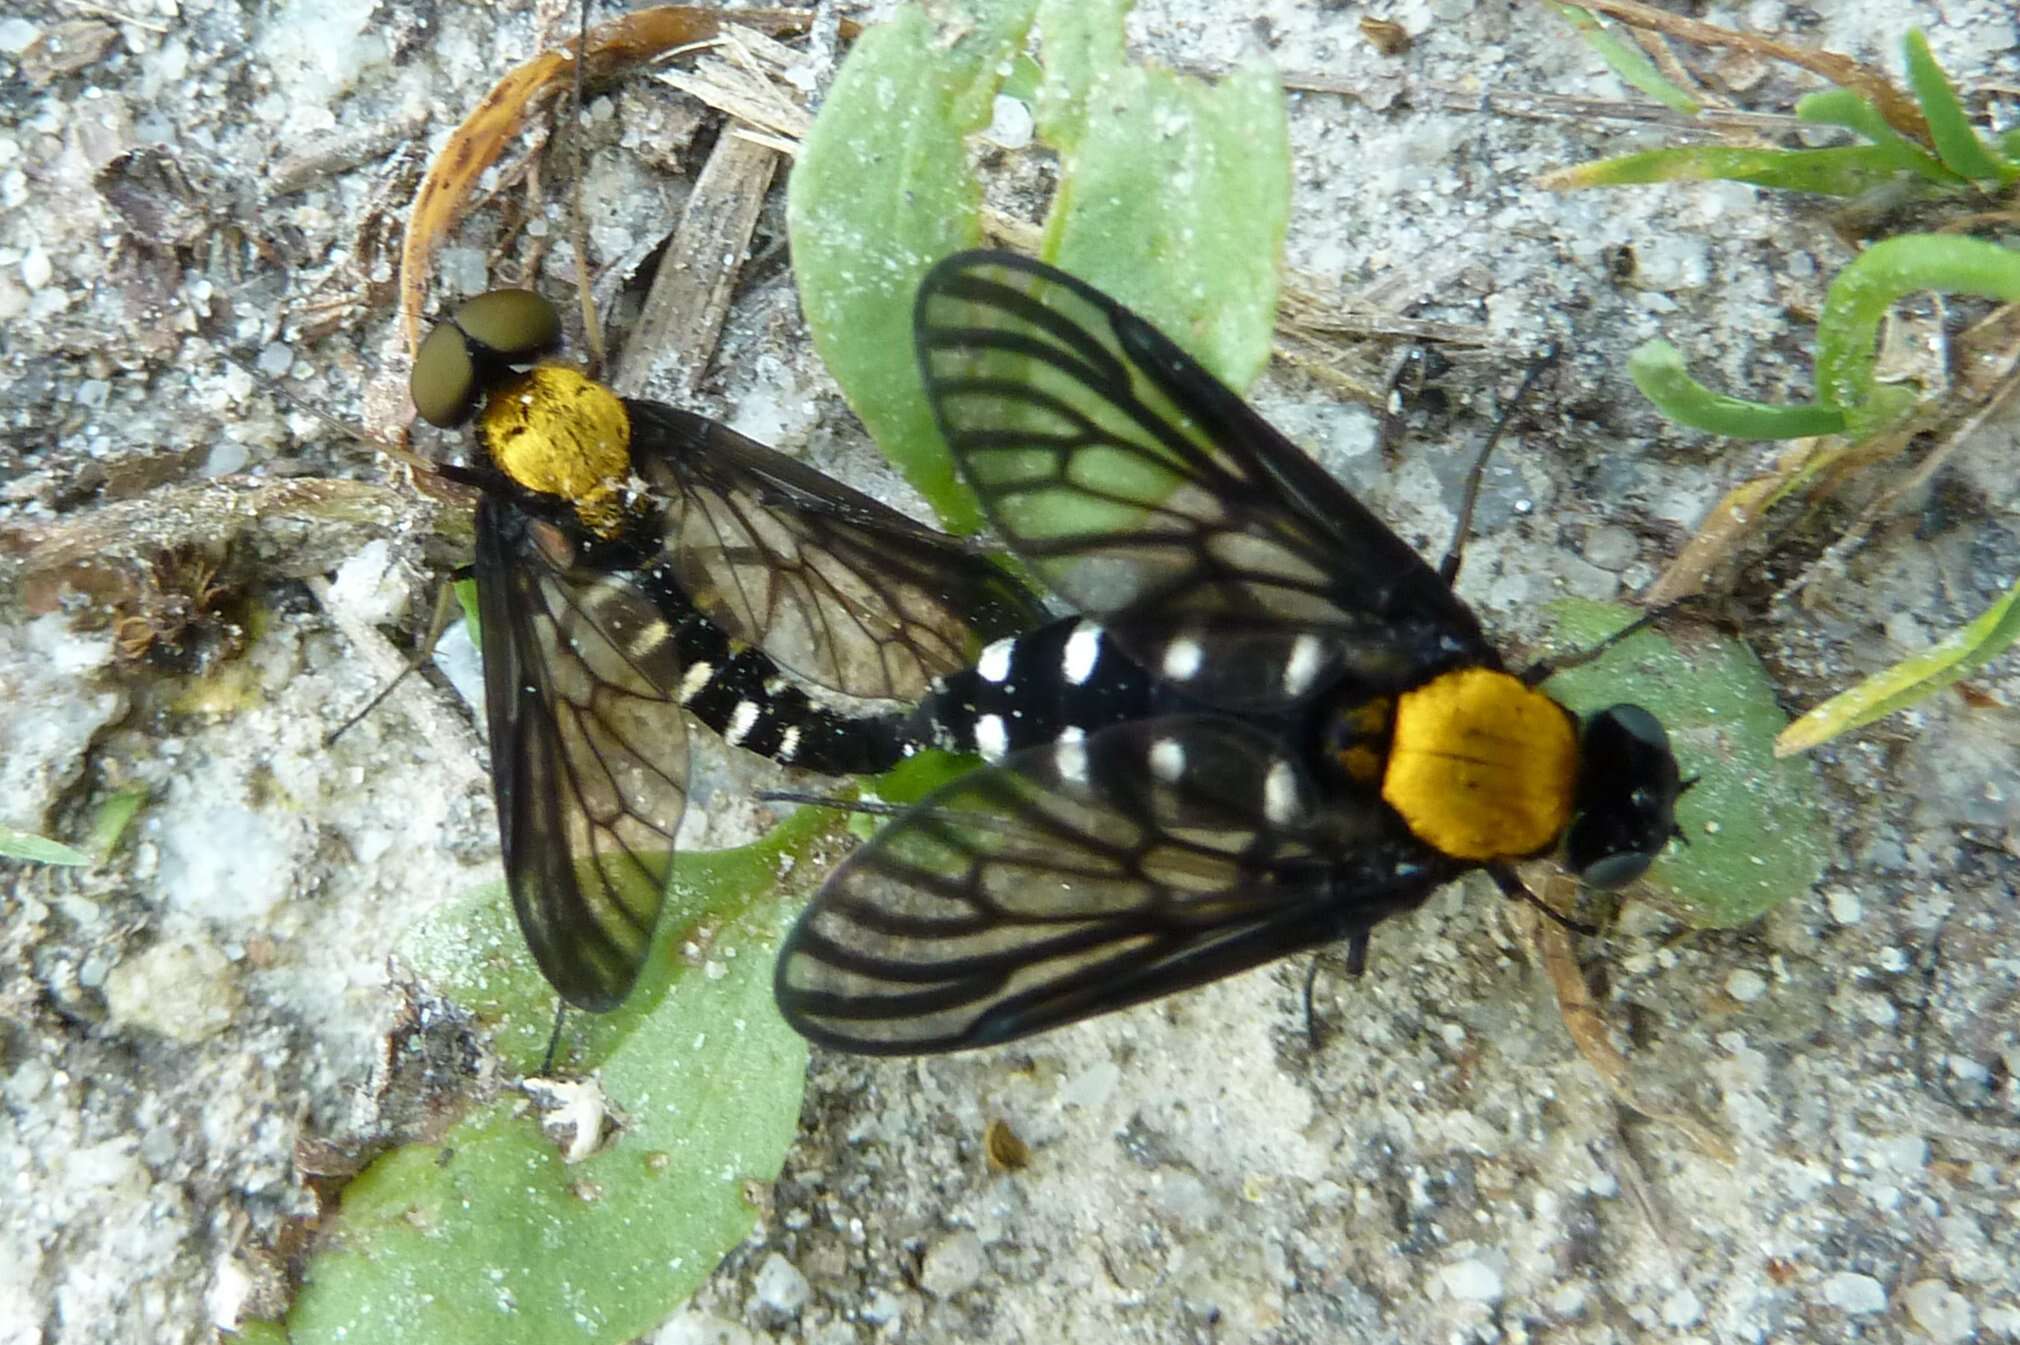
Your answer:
[625,402,1049,704]
[475,497,696,1011]
[774,716,1461,1053]
[915,250,1492,708]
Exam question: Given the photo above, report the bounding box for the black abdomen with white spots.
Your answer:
[900,616,1165,763]
[658,601,907,776]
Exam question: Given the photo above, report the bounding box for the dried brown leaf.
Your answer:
[398,6,840,353]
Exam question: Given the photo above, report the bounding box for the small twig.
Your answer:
[63,0,170,32]
[611,131,780,396]
[1521,887,1737,1164]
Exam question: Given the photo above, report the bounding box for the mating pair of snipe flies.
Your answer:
[411,250,1683,1055]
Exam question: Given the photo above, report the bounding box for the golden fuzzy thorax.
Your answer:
[479,366,634,538]
[1382,666,1578,862]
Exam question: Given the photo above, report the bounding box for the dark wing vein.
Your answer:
[624,402,1048,703]
[915,251,1491,707]
[775,716,1458,1052]
[476,498,693,1011]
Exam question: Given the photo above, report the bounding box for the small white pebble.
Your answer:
[1947,1055,1990,1084]
[1439,1259,1503,1303]
[982,94,1034,149]
[1827,889,1863,924]
[1058,1060,1120,1109]
[256,341,295,377]
[1660,1287,1704,1328]
[860,1288,903,1325]
[1980,1304,2019,1336]
[1726,969,1767,1003]
[750,1252,810,1317]
[1821,1271,1887,1314]
[919,1230,986,1299]
[1902,1279,1973,1343]
[1874,1135,1928,1171]
[0,18,42,54]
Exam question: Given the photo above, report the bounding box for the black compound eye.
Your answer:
[451,289,562,361]
[1599,702,1667,750]
[1569,831,1656,889]
[1566,702,1683,888]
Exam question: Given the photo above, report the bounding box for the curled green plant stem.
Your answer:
[1626,341,1846,439]
[1814,234,2020,434]
[1903,29,2017,184]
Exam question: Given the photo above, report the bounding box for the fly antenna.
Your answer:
[758,789,909,819]
[567,0,607,376]
[1439,344,1562,585]
[1489,865,1600,937]
[324,580,466,747]
[219,349,436,476]
[1519,596,1705,687]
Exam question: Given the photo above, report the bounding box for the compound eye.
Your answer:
[410,318,479,428]
[1595,703,1667,750]
[1570,837,1655,890]
[452,289,562,361]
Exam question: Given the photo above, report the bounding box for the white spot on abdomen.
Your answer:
[630,618,671,660]
[1063,622,1103,686]
[1053,735,1088,784]
[724,700,761,746]
[677,661,715,704]
[976,636,1015,685]
[974,713,1010,761]
[1148,737,1186,782]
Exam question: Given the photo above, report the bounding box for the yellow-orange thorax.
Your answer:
[1380,666,1578,862]
[477,366,634,538]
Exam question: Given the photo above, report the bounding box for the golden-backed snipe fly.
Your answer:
[773,251,1684,1054]
[409,287,1046,1011]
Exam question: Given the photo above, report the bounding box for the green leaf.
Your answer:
[1903,29,2016,184]
[1548,3,1701,115]
[1000,52,1043,103]
[788,0,1041,532]
[1542,601,1825,928]
[1794,88,1955,184]
[1541,143,1914,198]
[1033,0,1288,391]
[86,785,147,861]
[1627,340,1847,440]
[286,812,830,1345]
[0,826,91,866]
[1777,575,2020,756]
[453,575,481,644]
[790,0,1290,532]
[404,805,831,1072]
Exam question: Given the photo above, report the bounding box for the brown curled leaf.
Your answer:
[399,6,846,354]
